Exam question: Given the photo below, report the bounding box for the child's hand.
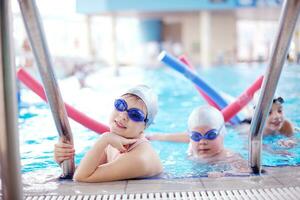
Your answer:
[102,133,137,153]
[278,139,296,148]
[54,141,75,165]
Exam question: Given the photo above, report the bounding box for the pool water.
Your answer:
[18,63,300,179]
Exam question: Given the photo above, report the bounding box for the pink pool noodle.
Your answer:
[17,68,109,134]
[222,76,263,122]
[178,55,263,123]
[178,55,221,110]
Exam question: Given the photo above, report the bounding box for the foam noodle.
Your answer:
[222,76,263,122]
[179,55,260,124]
[159,51,240,125]
[17,68,109,134]
[179,55,220,110]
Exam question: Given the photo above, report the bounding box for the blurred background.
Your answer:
[13,0,300,79]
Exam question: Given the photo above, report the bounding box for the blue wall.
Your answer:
[76,0,262,14]
[139,19,162,42]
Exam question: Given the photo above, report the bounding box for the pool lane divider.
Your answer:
[17,68,109,134]
[158,51,240,125]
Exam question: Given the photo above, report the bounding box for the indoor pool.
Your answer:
[18,63,300,180]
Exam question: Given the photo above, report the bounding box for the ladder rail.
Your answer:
[0,0,24,199]
[249,0,300,174]
[17,0,75,178]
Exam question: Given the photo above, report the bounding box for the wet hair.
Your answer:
[273,96,284,104]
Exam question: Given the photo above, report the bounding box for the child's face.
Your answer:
[265,102,284,133]
[190,125,224,158]
[109,95,147,139]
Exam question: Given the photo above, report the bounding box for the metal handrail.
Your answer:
[249,0,300,174]
[17,0,75,178]
[0,0,24,199]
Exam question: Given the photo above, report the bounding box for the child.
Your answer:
[148,105,249,176]
[239,96,297,147]
[54,85,162,182]
[264,97,294,136]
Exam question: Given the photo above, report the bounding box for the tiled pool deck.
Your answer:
[22,166,300,196]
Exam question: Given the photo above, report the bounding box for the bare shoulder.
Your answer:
[222,149,245,162]
[223,149,249,172]
[280,120,294,137]
[129,141,158,156]
[123,142,162,176]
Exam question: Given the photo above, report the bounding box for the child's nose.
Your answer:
[273,112,281,119]
[118,111,128,120]
[198,139,208,145]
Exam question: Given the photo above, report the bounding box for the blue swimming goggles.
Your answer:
[114,98,148,123]
[189,124,224,142]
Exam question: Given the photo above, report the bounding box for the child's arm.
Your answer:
[73,133,138,182]
[74,142,162,182]
[209,153,250,177]
[147,132,189,143]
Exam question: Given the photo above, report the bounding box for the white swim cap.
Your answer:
[124,85,158,128]
[188,105,225,134]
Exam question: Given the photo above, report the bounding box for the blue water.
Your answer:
[19,64,300,178]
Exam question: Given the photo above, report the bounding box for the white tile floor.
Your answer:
[19,166,300,196]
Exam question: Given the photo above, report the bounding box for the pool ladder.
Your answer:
[1,0,300,199]
[1,0,75,199]
[249,0,300,174]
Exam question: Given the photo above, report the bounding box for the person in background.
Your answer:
[21,39,34,69]
[54,85,162,182]
[263,97,294,136]
[239,96,298,148]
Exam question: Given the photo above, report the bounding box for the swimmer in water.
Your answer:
[148,105,250,177]
[54,85,162,182]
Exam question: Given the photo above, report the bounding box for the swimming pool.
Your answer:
[18,63,300,180]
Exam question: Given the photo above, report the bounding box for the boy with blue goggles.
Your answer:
[147,105,249,176]
[147,105,230,159]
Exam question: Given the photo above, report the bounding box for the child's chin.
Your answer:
[270,126,281,132]
[110,127,124,135]
[194,152,211,158]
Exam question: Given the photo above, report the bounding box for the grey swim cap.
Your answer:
[188,105,226,134]
[124,85,158,128]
